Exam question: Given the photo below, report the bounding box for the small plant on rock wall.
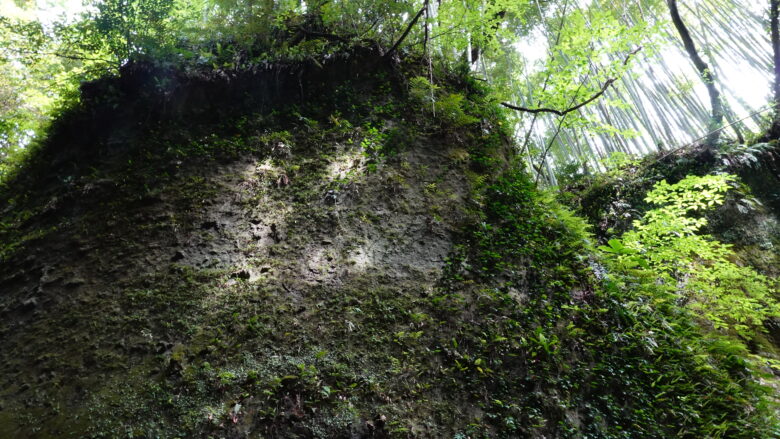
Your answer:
[408,76,478,127]
[601,173,780,341]
[601,151,640,176]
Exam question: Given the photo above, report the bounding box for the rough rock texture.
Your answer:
[0,51,776,438]
[0,135,471,437]
[0,53,501,437]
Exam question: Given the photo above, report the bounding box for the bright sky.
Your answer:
[0,0,90,25]
[513,0,772,162]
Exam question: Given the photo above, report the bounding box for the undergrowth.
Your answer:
[432,167,778,437]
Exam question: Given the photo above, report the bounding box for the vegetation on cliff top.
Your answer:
[3,0,779,182]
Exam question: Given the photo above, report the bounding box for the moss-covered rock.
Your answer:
[0,49,777,438]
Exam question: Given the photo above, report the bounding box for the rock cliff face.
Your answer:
[0,50,775,438]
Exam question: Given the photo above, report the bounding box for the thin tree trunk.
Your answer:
[693,3,745,143]
[770,0,780,136]
[666,0,723,147]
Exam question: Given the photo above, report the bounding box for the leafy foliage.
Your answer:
[602,174,780,340]
[409,76,479,127]
[442,167,778,437]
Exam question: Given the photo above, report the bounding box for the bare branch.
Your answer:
[532,80,589,186]
[518,0,571,157]
[501,46,642,117]
[384,0,429,58]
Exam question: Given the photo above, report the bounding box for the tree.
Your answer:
[88,0,177,68]
[0,0,774,177]
[665,0,723,147]
[769,0,780,137]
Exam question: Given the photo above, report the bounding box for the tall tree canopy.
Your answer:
[0,0,775,182]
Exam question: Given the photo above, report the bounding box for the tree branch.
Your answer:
[532,79,589,186]
[518,0,571,158]
[384,0,429,58]
[501,46,642,116]
[533,112,569,185]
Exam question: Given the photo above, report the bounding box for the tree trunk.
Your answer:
[666,0,723,147]
[770,0,780,137]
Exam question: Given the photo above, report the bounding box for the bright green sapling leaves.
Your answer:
[409,76,479,127]
[601,174,780,340]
